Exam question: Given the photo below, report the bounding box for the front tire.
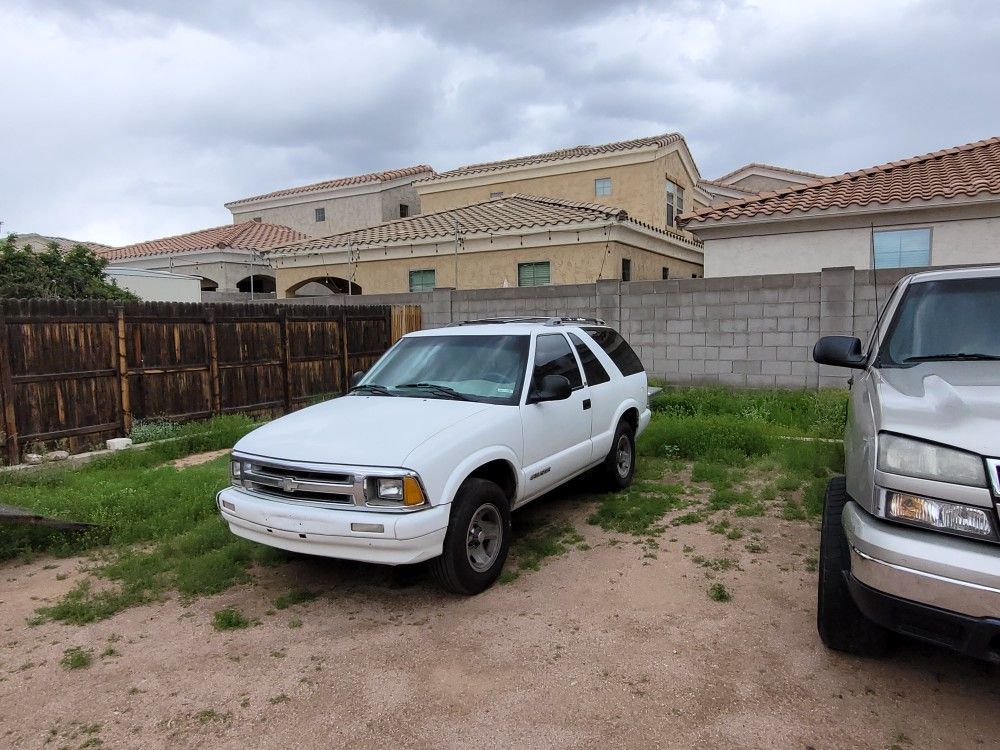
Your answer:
[601,420,636,490]
[430,478,511,595]
[817,476,890,656]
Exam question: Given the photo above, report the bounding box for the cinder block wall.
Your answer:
[280,266,922,389]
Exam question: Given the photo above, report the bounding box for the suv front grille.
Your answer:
[987,458,1000,497]
[243,463,358,505]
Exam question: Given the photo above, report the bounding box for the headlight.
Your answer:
[230,460,245,487]
[369,475,427,508]
[877,434,986,487]
[886,492,997,540]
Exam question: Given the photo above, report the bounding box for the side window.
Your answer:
[569,333,611,385]
[583,327,644,376]
[532,334,583,391]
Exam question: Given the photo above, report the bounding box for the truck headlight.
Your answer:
[230,460,245,488]
[886,492,997,540]
[877,434,986,487]
[369,475,427,508]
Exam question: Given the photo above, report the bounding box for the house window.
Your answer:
[595,178,612,197]
[314,207,326,222]
[873,228,931,269]
[399,204,409,218]
[408,269,436,292]
[518,261,550,287]
[621,258,632,281]
[662,267,670,280]
[666,179,685,227]
[490,191,504,199]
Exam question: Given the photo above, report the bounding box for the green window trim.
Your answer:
[518,261,551,287]
[408,269,436,292]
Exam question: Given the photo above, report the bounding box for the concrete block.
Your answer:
[665,345,693,360]
[107,437,134,451]
[718,346,748,361]
[747,374,777,388]
[762,332,793,347]
[735,303,764,318]
[718,373,749,387]
[720,319,748,333]
[762,360,792,375]
[46,450,70,462]
[732,359,763,375]
[679,333,707,346]
[25,453,43,465]
[692,346,719,360]
[666,319,693,333]
[748,318,778,332]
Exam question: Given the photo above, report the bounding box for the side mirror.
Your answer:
[813,336,866,369]
[349,370,366,388]
[530,374,572,403]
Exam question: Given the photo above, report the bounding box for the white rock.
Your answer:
[24,453,43,465]
[47,450,70,461]
[106,437,134,451]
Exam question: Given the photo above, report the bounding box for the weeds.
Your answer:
[60,646,92,670]
[273,589,319,610]
[708,583,731,602]
[212,607,251,631]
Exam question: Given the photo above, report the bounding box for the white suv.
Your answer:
[218,318,651,594]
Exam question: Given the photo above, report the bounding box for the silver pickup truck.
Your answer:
[813,265,1000,661]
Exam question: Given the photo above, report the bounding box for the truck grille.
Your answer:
[987,458,1000,497]
[243,462,359,505]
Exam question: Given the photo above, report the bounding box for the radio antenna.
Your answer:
[869,222,880,321]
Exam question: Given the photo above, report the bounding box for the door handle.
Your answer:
[582,399,591,410]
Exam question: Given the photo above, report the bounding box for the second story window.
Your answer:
[399,204,409,218]
[666,179,684,227]
[621,258,631,281]
[314,207,326,222]
[595,178,612,197]
[873,228,931,268]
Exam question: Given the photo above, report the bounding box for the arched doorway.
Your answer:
[236,274,276,294]
[286,276,362,297]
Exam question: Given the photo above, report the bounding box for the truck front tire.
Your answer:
[431,478,511,595]
[817,476,890,656]
[601,420,636,490]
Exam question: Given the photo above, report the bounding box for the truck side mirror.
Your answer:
[813,336,867,369]
[349,370,366,388]
[530,374,572,403]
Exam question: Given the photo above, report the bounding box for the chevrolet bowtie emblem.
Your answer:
[282,477,297,493]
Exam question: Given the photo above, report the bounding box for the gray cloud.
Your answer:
[1,0,997,245]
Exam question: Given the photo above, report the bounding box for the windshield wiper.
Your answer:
[395,382,471,401]
[903,353,1000,363]
[349,384,396,396]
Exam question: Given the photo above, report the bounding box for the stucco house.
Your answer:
[698,163,823,206]
[266,194,704,298]
[681,136,1000,277]
[225,165,434,237]
[415,133,711,238]
[101,220,306,296]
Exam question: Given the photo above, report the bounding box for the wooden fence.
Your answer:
[0,299,421,464]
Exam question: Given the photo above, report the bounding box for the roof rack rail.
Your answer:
[448,316,607,327]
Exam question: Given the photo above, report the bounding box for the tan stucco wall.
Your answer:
[276,241,702,297]
[419,152,697,234]
[231,192,384,237]
[698,209,1000,277]
[728,174,807,193]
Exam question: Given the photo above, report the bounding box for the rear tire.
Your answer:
[601,420,636,491]
[817,476,890,656]
[430,479,511,595]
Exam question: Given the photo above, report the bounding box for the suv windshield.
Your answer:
[357,334,530,404]
[877,276,1000,367]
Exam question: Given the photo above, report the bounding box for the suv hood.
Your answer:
[233,395,491,467]
[874,362,1000,457]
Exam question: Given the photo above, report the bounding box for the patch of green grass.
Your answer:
[803,477,829,517]
[60,646,92,670]
[671,511,703,526]
[273,588,319,610]
[212,606,251,631]
[639,415,770,463]
[805,556,818,572]
[690,462,737,489]
[691,555,739,572]
[498,569,520,585]
[726,527,744,540]
[781,499,808,521]
[268,694,291,705]
[745,539,768,554]
[587,476,684,535]
[288,618,302,629]
[708,583,731,602]
[510,521,581,571]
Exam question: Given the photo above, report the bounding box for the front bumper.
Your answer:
[844,500,1000,660]
[217,487,449,565]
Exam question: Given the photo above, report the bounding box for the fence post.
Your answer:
[340,305,350,395]
[204,307,222,415]
[115,306,133,436]
[0,309,19,464]
[278,307,292,412]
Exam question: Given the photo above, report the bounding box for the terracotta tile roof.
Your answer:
[103,221,308,261]
[268,193,702,256]
[682,136,1000,226]
[417,133,684,183]
[13,233,113,254]
[713,162,824,184]
[225,165,435,208]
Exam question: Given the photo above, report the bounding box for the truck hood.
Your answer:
[874,362,1000,457]
[233,395,492,467]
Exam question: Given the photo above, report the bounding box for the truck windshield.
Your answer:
[357,334,530,404]
[877,276,1000,367]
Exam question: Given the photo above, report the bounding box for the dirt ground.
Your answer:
[2,483,999,750]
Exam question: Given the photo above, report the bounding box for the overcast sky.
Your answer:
[2,0,998,246]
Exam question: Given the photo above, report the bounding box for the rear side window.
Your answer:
[569,333,610,385]
[532,334,583,390]
[583,327,644,376]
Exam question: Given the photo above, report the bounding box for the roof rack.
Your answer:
[449,316,606,327]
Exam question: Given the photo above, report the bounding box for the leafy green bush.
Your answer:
[129,419,183,444]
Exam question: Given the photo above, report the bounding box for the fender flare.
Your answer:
[439,445,521,507]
